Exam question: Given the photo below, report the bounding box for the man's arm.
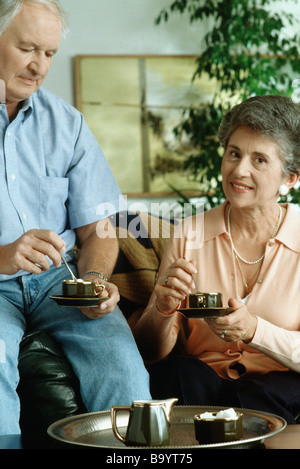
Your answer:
[76,217,120,319]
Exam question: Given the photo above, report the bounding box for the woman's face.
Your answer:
[221,125,292,210]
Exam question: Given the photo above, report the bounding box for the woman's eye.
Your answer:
[256,157,267,164]
[228,150,240,159]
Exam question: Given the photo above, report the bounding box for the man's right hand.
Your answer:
[0,229,66,275]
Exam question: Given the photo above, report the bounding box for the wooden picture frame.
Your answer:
[75,55,217,196]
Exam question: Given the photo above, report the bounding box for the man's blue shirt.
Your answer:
[0,87,123,280]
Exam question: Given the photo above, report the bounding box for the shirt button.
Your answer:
[269,241,275,246]
[257,278,263,284]
[23,213,27,220]
[7,131,11,137]
[11,174,16,181]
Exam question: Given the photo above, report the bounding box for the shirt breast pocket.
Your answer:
[39,176,69,233]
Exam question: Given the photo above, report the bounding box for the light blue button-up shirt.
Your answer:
[0,87,123,281]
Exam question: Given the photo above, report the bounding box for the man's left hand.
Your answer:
[79,280,120,319]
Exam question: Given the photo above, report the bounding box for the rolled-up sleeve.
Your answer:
[251,316,300,373]
[67,116,124,229]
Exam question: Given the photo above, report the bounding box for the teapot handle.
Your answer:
[111,406,131,444]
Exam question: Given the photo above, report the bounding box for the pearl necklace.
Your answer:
[227,204,282,265]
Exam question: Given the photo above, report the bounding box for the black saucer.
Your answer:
[178,307,234,318]
[50,295,109,307]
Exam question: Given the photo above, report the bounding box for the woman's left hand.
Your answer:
[205,297,258,343]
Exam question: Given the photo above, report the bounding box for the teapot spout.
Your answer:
[162,398,178,422]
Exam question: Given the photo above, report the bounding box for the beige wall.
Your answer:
[44,0,300,105]
[44,0,205,104]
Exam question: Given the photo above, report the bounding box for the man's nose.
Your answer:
[28,54,48,77]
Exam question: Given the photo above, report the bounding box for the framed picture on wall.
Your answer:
[75,55,218,196]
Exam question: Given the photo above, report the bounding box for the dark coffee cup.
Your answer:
[194,411,243,444]
[62,279,105,298]
[189,292,222,308]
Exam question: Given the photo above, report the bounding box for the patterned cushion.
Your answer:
[110,211,175,325]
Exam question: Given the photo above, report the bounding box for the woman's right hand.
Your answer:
[155,258,197,314]
[0,229,66,275]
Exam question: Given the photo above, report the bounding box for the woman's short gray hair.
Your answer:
[218,95,300,176]
[0,0,68,37]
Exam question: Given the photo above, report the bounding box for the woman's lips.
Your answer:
[230,181,253,193]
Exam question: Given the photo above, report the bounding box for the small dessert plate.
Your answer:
[50,295,109,307]
[178,307,234,318]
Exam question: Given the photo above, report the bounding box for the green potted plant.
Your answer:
[156,0,300,209]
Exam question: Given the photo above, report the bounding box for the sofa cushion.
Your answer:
[110,211,175,325]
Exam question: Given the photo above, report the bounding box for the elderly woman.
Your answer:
[135,95,300,424]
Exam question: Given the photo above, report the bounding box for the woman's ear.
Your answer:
[279,173,299,196]
[286,172,299,189]
[281,173,299,193]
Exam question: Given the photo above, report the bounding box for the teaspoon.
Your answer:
[184,257,199,292]
[61,253,78,282]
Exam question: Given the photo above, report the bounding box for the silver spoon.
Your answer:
[191,271,199,292]
[184,257,199,292]
[61,253,78,282]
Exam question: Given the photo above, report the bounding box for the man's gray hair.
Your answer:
[0,0,68,37]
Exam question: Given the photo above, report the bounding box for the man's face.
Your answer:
[0,2,61,106]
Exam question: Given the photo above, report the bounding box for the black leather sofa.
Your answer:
[18,330,86,448]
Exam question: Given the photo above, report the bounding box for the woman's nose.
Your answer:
[233,157,251,176]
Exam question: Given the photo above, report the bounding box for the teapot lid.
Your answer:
[132,399,162,407]
[132,398,177,407]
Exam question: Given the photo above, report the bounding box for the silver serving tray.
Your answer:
[178,307,234,318]
[47,405,286,449]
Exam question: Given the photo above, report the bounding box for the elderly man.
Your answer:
[0,0,151,435]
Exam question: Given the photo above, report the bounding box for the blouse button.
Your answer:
[257,278,263,284]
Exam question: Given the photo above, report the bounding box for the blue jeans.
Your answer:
[0,264,151,435]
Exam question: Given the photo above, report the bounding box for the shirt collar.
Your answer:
[19,96,33,113]
[204,201,300,253]
[276,203,300,253]
[203,201,228,241]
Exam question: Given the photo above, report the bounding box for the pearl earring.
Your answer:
[279,184,289,196]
